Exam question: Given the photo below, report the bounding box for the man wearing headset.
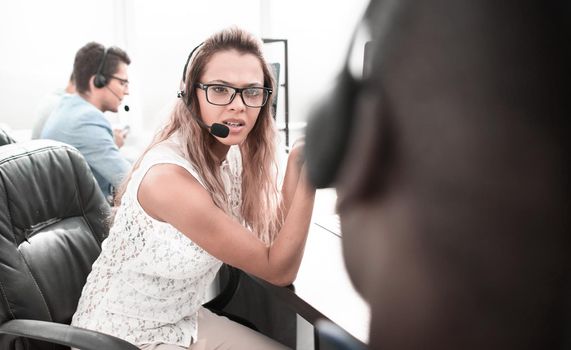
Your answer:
[306,1,569,349]
[42,42,131,203]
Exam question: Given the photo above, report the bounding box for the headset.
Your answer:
[177,42,204,101]
[94,47,109,88]
[304,2,382,189]
[93,46,131,112]
[175,42,229,138]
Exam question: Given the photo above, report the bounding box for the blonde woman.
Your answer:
[71,27,315,350]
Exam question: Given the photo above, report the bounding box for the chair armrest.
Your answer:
[0,319,139,350]
[315,319,368,350]
[202,265,259,331]
[203,264,242,311]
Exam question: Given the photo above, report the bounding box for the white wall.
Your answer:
[0,0,368,146]
[265,1,368,128]
[0,0,119,130]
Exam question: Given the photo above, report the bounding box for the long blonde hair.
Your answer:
[115,27,282,245]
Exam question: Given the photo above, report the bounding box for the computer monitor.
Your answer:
[269,62,280,119]
[363,40,373,78]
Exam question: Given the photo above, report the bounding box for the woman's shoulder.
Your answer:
[146,134,186,163]
[136,134,203,186]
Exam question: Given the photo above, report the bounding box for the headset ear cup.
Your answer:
[94,47,109,88]
[305,68,360,188]
[336,86,387,205]
[94,73,107,88]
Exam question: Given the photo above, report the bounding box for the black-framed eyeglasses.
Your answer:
[110,75,129,87]
[195,83,272,108]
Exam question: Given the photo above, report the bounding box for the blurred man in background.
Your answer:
[42,42,131,203]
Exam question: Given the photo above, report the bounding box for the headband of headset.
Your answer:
[177,42,204,99]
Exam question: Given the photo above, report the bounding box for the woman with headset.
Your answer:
[71,27,314,350]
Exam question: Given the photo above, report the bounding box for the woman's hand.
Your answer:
[281,137,307,216]
[113,128,127,148]
[289,136,306,168]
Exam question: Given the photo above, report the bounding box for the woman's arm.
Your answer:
[138,159,315,286]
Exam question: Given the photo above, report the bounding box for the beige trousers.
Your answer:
[139,307,290,350]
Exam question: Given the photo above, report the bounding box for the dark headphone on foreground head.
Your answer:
[176,42,230,138]
[304,54,360,189]
[305,0,397,191]
[94,47,109,88]
[304,2,380,189]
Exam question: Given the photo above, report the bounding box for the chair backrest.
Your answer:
[0,140,110,349]
[0,128,16,146]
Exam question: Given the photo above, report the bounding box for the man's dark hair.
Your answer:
[73,42,131,94]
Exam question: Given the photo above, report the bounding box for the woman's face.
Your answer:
[197,49,265,147]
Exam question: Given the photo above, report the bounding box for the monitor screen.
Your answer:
[363,40,373,78]
[269,62,280,119]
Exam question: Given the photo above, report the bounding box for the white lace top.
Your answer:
[71,134,243,347]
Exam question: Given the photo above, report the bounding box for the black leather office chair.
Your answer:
[315,319,368,350]
[0,128,16,146]
[0,140,138,350]
[0,140,251,350]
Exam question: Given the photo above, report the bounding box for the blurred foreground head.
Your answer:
[305,1,570,348]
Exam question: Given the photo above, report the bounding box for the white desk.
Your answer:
[246,189,371,345]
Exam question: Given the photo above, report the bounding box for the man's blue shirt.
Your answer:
[41,94,130,199]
